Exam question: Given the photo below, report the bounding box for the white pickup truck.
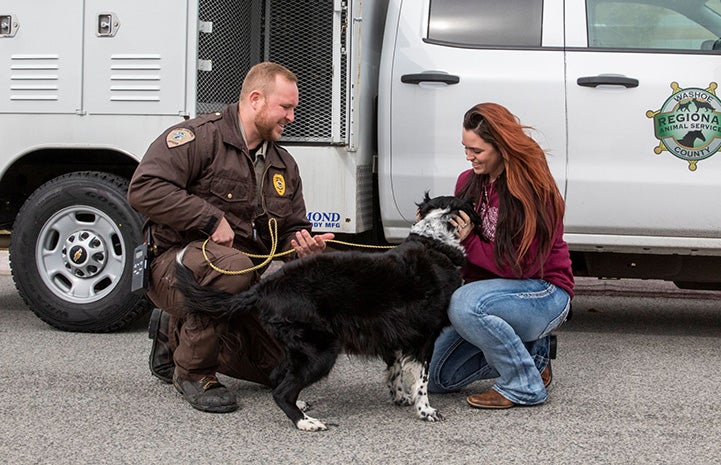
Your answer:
[1,0,720,331]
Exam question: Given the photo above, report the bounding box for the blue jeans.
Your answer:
[428,279,571,405]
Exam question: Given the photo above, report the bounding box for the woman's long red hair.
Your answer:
[457,103,565,276]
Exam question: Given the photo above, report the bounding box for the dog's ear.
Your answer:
[415,191,435,220]
[415,191,432,209]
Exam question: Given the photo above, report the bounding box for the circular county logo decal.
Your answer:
[647,82,721,171]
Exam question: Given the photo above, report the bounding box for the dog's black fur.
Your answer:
[176,193,480,431]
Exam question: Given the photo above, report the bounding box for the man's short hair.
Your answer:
[239,62,297,101]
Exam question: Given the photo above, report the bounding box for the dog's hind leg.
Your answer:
[270,363,313,412]
[272,344,340,432]
[273,376,327,432]
[296,400,311,412]
[404,358,444,422]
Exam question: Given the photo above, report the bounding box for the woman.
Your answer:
[428,102,574,409]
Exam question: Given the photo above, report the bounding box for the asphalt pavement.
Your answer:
[2,250,721,464]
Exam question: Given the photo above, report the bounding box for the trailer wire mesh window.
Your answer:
[196,0,347,144]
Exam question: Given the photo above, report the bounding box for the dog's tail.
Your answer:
[174,259,259,320]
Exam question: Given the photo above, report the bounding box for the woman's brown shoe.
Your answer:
[467,388,516,409]
[541,361,553,388]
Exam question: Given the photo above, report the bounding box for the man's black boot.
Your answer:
[173,371,239,413]
[148,308,175,384]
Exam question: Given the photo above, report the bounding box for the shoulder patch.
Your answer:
[166,128,195,148]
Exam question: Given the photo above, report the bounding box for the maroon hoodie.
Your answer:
[455,169,575,298]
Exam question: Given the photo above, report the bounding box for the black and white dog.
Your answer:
[176,194,480,431]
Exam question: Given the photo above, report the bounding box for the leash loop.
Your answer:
[202,218,280,275]
[202,218,395,275]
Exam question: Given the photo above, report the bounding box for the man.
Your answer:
[128,62,333,413]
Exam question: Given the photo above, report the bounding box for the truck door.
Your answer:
[379,0,566,241]
[564,0,721,245]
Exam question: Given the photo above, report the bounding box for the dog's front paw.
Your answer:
[418,406,445,422]
[296,415,327,432]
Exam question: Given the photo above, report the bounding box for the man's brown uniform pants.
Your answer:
[147,240,283,386]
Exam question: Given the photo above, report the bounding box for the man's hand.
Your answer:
[210,217,235,247]
[291,230,335,258]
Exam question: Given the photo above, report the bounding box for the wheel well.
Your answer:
[0,148,139,230]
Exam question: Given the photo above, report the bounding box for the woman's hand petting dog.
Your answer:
[452,211,474,241]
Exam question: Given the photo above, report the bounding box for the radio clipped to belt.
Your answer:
[131,224,156,294]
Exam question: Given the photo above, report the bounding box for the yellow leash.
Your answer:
[202,217,395,275]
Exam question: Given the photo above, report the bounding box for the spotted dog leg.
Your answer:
[404,359,444,422]
[386,351,414,406]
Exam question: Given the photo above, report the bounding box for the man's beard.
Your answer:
[256,104,283,142]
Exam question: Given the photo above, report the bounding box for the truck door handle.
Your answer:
[577,76,639,88]
[401,73,460,85]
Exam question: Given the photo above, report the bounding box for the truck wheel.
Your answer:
[9,171,151,332]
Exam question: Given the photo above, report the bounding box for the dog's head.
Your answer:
[415,192,481,230]
[409,193,481,256]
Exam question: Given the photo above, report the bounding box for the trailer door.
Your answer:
[83,0,188,115]
[0,0,83,114]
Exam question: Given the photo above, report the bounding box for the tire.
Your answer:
[9,171,151,332]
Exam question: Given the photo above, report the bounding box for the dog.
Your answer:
[175,193,480,431]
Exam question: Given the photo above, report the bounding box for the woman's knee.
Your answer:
[447,282,493,328]
[447,291,473,329]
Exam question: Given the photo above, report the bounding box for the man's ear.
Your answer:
[248,89,264,110]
